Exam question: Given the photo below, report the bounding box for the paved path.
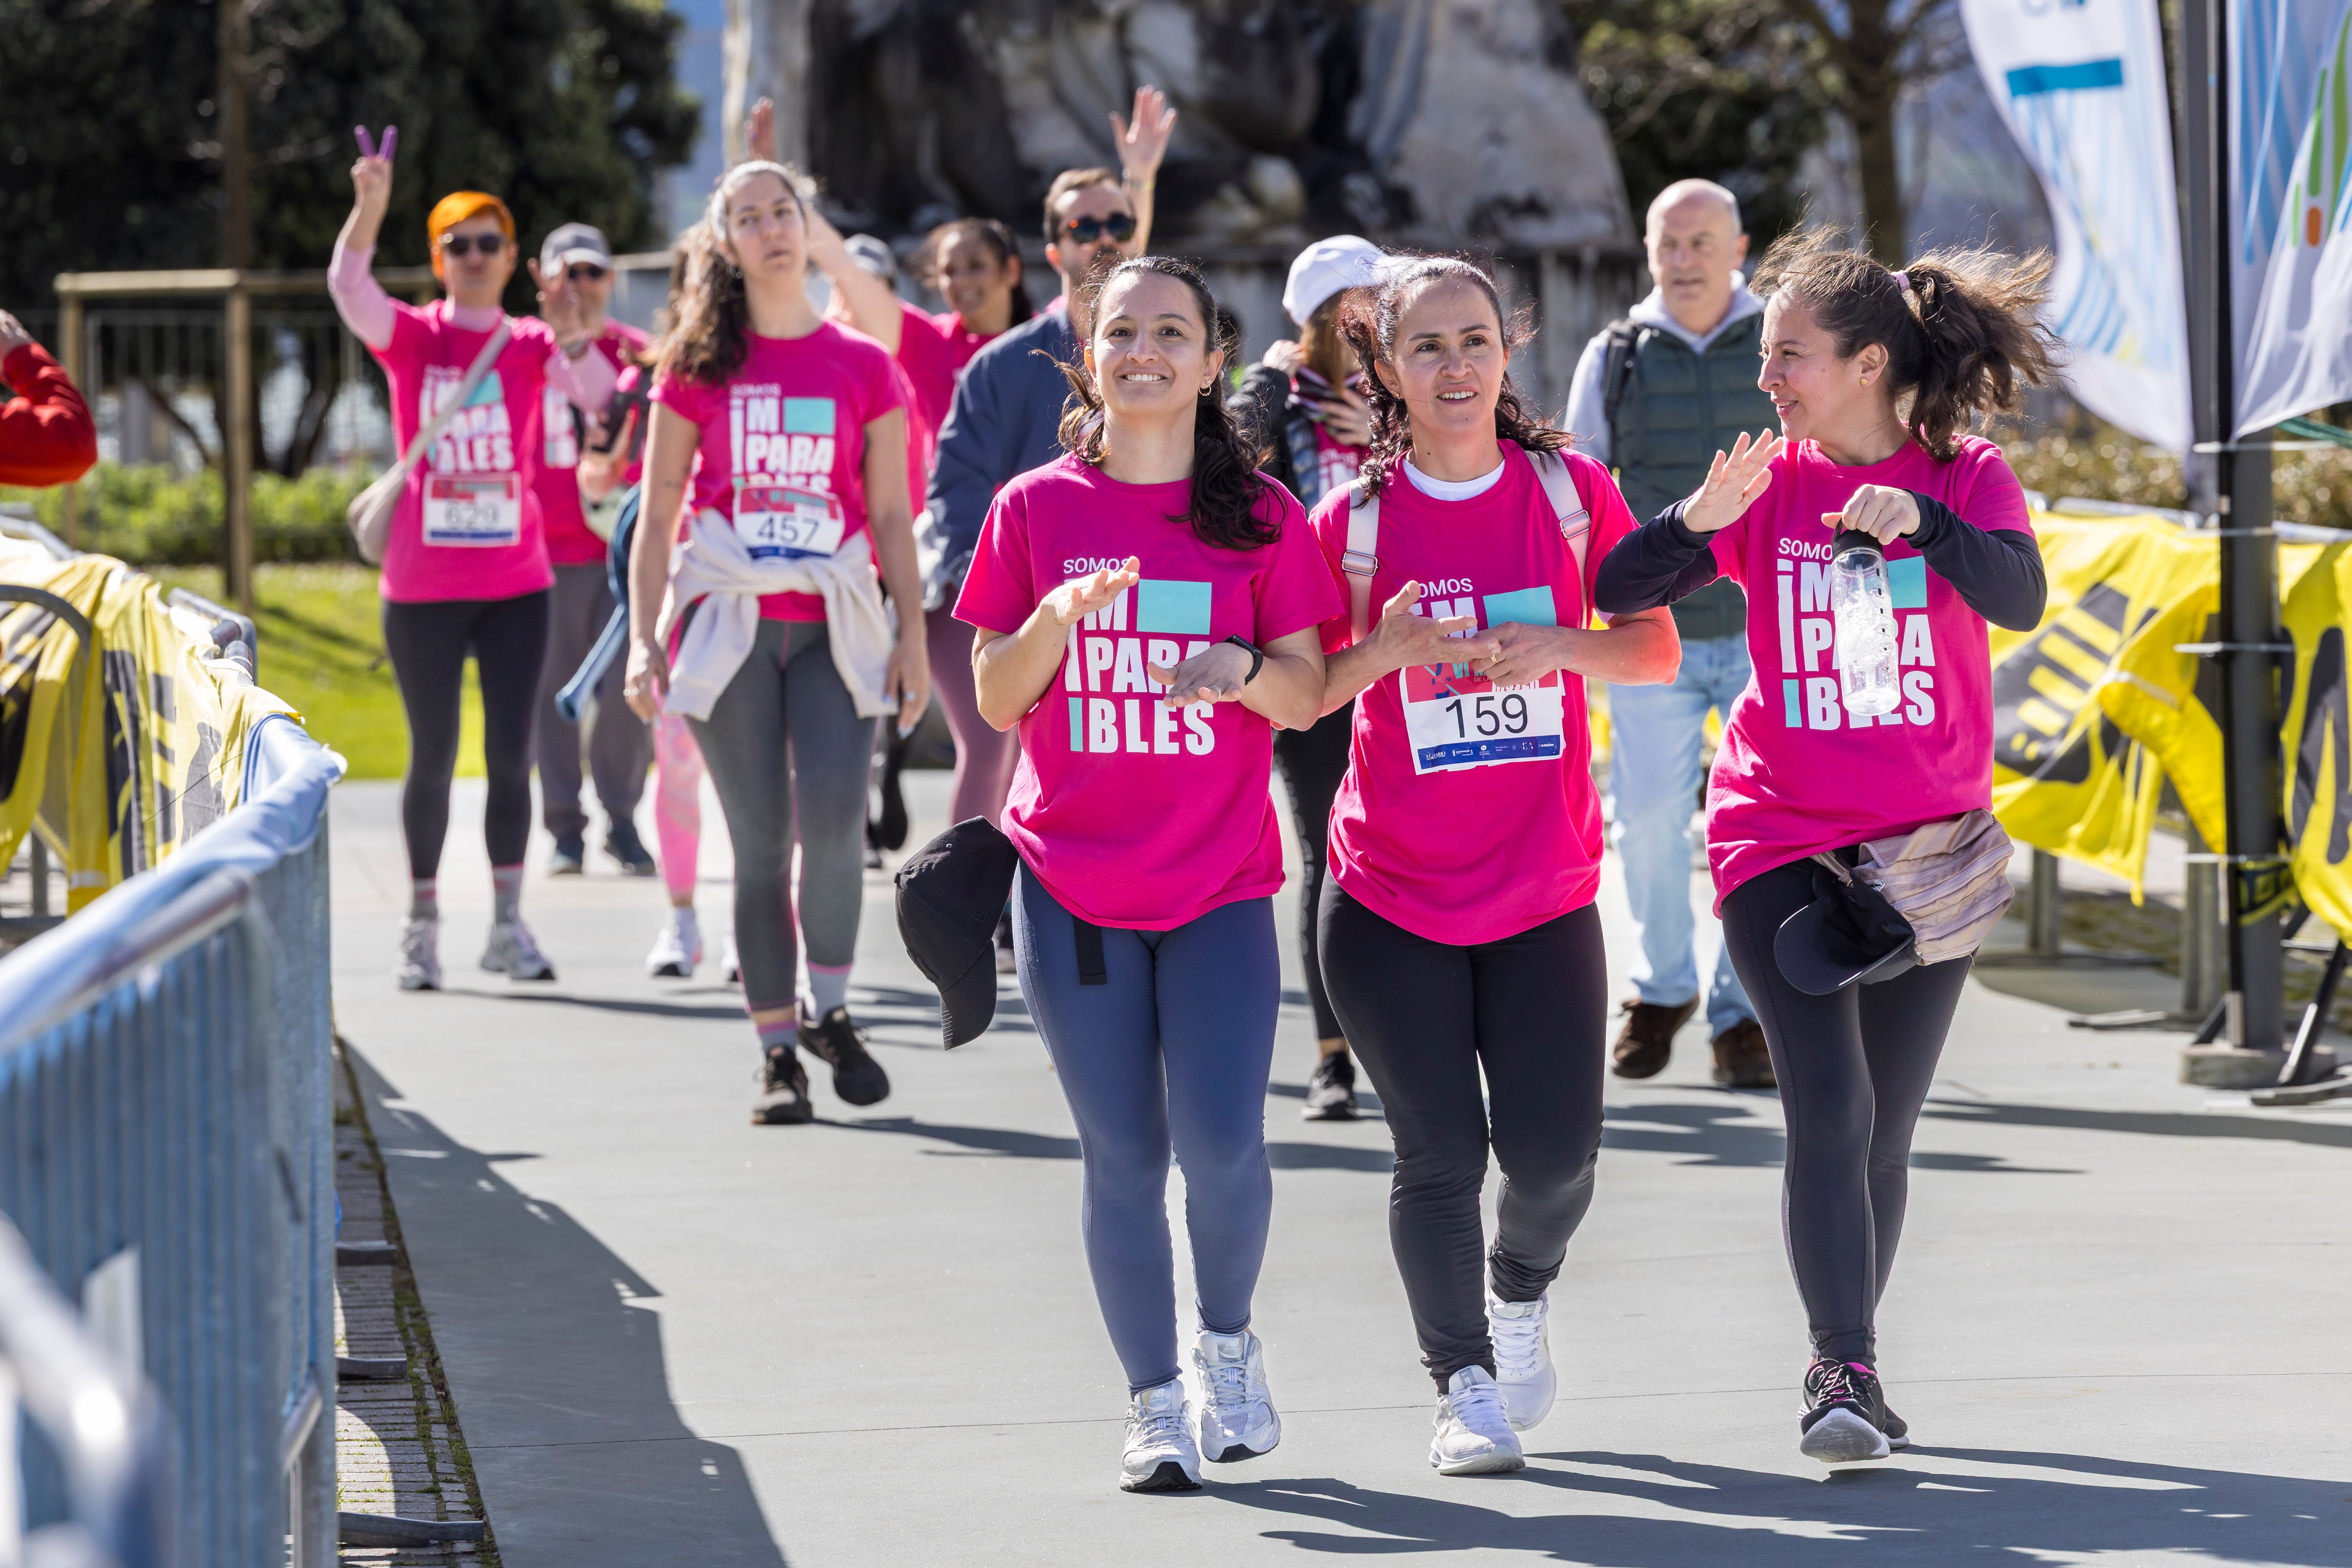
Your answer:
[330,774,2352,1567]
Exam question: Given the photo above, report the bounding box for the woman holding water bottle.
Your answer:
[1595,228,2054,1465]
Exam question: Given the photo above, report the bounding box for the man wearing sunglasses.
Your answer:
[529,221,658,878]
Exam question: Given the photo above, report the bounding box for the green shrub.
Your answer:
[2,463,375,565]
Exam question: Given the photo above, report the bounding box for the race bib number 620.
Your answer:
[1399,662,1565,774]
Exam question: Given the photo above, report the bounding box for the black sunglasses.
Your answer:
[439,233,506,257]
[566,263,607,282]
[1061,213,1137,245]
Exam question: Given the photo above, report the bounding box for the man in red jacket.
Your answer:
[0,309,98,488]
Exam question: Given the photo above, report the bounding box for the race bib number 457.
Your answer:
[733,480,844,560]
[1400,661,1565,774]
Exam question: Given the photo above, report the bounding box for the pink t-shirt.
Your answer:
[955,454,1343,929]
[1702,435,2032,906]
[650,322,908,622]
[371,301,571,604]
[1309,443,1638,945]
[537,322,650,567]
[894,303,999,506]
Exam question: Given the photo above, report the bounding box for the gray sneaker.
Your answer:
[395,916,441,991]
[480,917,556,982]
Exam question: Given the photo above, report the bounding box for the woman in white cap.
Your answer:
[1227,234,1385,1120]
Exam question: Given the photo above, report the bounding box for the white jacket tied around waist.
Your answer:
[656,508,897,722]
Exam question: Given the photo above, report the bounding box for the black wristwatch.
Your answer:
[1221,634,1264,685]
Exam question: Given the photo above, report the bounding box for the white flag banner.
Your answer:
[2232,0,2352,437]
[1962,0,2191,451]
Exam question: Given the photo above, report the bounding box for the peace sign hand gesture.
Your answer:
[1680,429,1783,535]
[349,125,397,226]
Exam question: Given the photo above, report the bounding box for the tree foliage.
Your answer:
[0,0,700,310]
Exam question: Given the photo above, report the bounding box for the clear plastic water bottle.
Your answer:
[1831,534,1901,718]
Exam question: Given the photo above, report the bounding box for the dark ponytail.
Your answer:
[915,217,1034,327]
[1750,227,2060,461]
[1055,256,1279,552]
[1339,254,1569,498]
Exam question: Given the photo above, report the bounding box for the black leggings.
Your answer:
[382,592,550,881]
[1272,699,1352,1041]
[1719,859,1973,1365]
[1318,881,1607,1387]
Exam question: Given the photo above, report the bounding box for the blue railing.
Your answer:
[0,708,344,1567]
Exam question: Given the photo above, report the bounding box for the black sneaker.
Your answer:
[605,820,658,877]
[752,1047,814,1125]
[549,834,586,876]
[875,749,909,851]
[799,1004,891,1106]
[1882,1402,1909,1450]
[1799,1358,1892,1464]
[994,908,1017,976]
[1302,1052,1357,1121]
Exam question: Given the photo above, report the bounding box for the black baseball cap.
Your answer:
[1775,855,1919,996]
[894,817,1020,1048]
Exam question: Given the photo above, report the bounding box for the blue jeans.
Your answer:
[1607,632,1755,1036]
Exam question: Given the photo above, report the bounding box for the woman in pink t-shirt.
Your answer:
[957,258,1337,1494]
[620,161,929,1125]
[1596,229,2055,1465]
[1305,256,1680,1477]
[328,134,616,995]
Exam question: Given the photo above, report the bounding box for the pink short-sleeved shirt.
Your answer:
[371,301,571,604]
[650,322,908,622]
[894,304,998,503]
[1702,435,2033,905]
[955,455,1343,929]
[535,322,650,566]
[1308,444,1638,946]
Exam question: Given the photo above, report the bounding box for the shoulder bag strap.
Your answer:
[1527,447,1591,618]
[394,319,513,480]
[1342,474,1381,642]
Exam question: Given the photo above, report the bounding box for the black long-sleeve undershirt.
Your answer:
[1594,491,2048,632]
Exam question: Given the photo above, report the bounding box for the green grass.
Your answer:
[148,563,483,781]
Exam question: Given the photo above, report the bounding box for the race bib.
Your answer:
[422,473,521,547]
[733,480,844,560]
[1399,660,1565,774]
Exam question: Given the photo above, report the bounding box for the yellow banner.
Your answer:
[2280,541,2352,938]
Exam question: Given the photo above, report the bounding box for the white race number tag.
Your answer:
[733,481,844,560]
[422,473,521,547]
[1399,661,1565,774]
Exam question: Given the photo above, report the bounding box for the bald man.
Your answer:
[1564,179,1775,1091]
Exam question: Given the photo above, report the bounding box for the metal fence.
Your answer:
[0,584,343,1567]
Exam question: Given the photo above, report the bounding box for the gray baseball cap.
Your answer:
[539,223,613,275]
[843,233,898,283]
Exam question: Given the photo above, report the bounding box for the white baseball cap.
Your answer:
[539,223,613,275]
[1281,235,1386,327]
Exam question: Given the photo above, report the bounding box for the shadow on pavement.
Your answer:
[1925,1098,2352,1151]
[348,1047,791,1568]
[1212,1445,2351,1564]
[832,1115,1395,1173]
[1598,1101,2074,1175]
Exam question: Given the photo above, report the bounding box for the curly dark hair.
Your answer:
[1750,227,2059,460]
[1340,254,1570,497]
[1055,256,1280,551]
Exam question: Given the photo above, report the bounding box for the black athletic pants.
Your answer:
[1718,859,1973,1365]
[1272,700,1353,1041]
[381,591,550,881]
[1318,881,1608,1387]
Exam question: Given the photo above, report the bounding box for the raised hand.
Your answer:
[1111,86,1177,183]
[744,96,776,165]
[1824,483,1920,547]
[1365,580,1497,674]
[1680,429,1783,535]
[529,257,587,346]
[1045,556,1141,627]
[348,125,396,226]
[1149,641,1252,708]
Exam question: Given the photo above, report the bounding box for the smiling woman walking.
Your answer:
[957,256,1338,1495]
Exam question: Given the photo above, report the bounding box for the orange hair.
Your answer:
[426,191,516,279]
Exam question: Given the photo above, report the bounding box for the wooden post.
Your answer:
[57,291,83,547]
[223,285,255,614]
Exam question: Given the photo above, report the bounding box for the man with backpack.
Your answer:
[1563,179,1774,1089]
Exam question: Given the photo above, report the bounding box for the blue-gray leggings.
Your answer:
[1012,866,1279,1393]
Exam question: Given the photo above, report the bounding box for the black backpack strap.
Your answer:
[1073,918,1107,986]
[1599,318,1644,447]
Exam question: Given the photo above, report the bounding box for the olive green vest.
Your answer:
[1607,310,1777,642]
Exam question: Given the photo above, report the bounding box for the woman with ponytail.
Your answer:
[622,160,929,1123]
[957,256,1337,1494]
[1595,229,2055,1464]
[1305,254,1679,1476]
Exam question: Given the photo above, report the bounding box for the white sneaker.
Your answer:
[1489,1292,1556,1431]
[1429,1366,1525,1475]
[395,916,441,991]
[721,930,741,984]
[1119,1378,1202,1493]
[480,917,556,982]
[1193,1328,1281,1463]
[646,908,702,978]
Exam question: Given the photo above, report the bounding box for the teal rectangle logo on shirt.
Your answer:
[782,398,835,435]
[463,370,504,409]
[1135,579,1212,636]
[1888,556,1927,609]
[1482,586,1556,628]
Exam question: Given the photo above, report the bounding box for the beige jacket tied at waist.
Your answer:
[655,508,896,722]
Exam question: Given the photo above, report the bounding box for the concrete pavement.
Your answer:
[330,773,2352,1567]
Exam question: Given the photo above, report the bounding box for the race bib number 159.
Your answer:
[1399,662,1565,774]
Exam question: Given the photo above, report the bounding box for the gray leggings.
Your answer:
[686,618,870,1015]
